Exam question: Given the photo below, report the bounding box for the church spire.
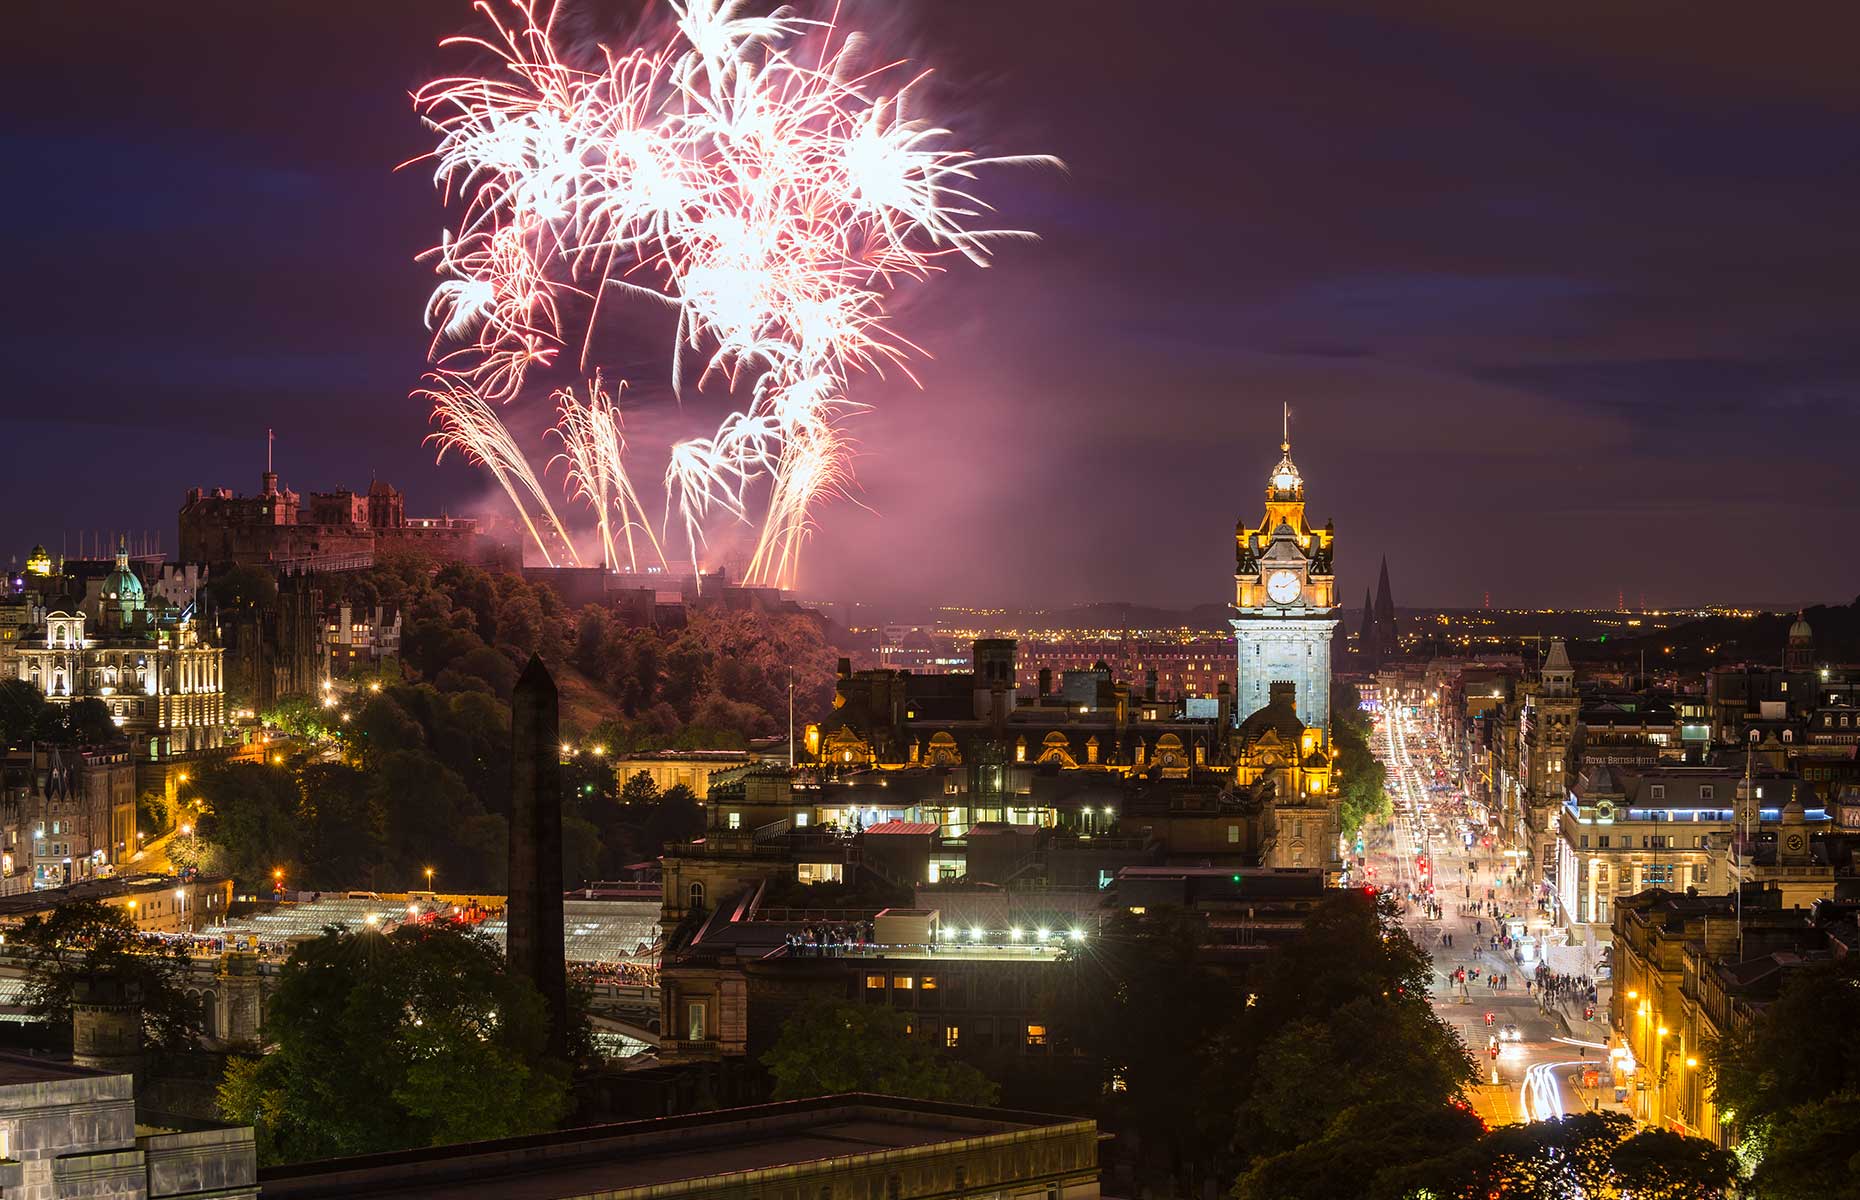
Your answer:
[1375,556,1397,642]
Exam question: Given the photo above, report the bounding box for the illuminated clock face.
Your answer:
[1787,833,1805,852]
[1266,570,1301,604]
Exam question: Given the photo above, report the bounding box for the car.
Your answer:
[1500,1023,1522,1043]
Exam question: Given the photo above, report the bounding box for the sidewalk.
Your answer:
[1536,923,1612,1044]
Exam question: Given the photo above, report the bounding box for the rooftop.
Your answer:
[0,1051,106,1088]
[258,1095,1093,1200]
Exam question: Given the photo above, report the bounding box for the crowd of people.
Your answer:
[782,920,876,956]
[1531,964,1599,1009]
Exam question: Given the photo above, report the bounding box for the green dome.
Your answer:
[102,548,144,607]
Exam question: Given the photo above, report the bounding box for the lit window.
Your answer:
[944,1024,961,1048]
[1025,1024,1048,1047]
[727,812,742,830]
[866,974,886,990]
[920,975,937,990]
[893,976,913,990]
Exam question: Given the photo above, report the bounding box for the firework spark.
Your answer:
[549,372,667,573]
[413,0,1053,585]
[421,373,581,567]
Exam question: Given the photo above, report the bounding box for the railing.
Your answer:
[753,817,791,843]
[745,906,885,923]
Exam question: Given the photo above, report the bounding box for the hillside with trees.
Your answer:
[177,553,841,893]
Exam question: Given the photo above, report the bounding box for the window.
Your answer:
[686,1001,706,1041]
[1650,785,1666,800]
[687,881,706,910]
[1227,824,1240,844]
[727,812,742,830]
[1025,1023,1048,1048]
[892,976,913,990]
[1599,836,1611,849]
[1699,785,1714,801]
[1579,835,1589,848]
[944,1024,960,1048]
[866,974,886,990]
[920,975,937,990]
[794,812,809,827]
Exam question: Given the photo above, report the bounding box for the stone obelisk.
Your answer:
[508,654,567,1058]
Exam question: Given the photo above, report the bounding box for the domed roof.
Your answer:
[1789,612,1813,641]
[102,547,144,605]
[23,545,51,576]
[1267,441,1303,498]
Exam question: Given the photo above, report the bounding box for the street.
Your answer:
[1360,701,1620,1128]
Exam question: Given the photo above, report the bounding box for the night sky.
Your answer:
[7,1,1860,611]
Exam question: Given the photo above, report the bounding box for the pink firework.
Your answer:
[413,0,1053,586]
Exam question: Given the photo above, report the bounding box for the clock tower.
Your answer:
[1232,415,1337,736]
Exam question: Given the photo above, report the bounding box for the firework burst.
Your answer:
[413,0,1053,587]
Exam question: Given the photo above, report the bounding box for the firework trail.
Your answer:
[421,374,581,566]
[549,372,668,573]
[414,0,1052,585]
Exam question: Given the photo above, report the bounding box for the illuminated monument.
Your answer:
[1232,413,1337,738]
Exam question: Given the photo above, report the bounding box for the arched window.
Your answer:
[687,881,705,911]
[1782,729,1794,743]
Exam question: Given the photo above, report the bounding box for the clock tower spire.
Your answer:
[1232,411,1338,736]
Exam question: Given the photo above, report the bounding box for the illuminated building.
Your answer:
[1518,639,1578,903]
[5,545,227,759]
[322,600,400,678]
[1231,420,1337,737]
[1609,888,1852,1143]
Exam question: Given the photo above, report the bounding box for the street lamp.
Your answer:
[424,866,434,890]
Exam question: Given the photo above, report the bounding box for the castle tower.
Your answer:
[1232,410,1337,737]
[508,654,567,1059]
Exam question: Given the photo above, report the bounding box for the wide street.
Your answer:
[1360,702,1619,1127]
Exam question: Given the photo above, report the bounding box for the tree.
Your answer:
[194,763,303,889]
[1711,954,1860,1195]
[641,784,703,854]
[0,679,48,748]
[261,696,334,741]
[1330,680,1389,838]
[297,763,384,889]
[216,922,570,1164]
[202,564,278,614]
[1610,1126,1740,1200]
[14,901,201,1050]
[1234,1100,1484,1200]
[619,770,661,806]
[1054,907,1238,1186]
[763,1002,999,1105]
[63,697,121,745]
